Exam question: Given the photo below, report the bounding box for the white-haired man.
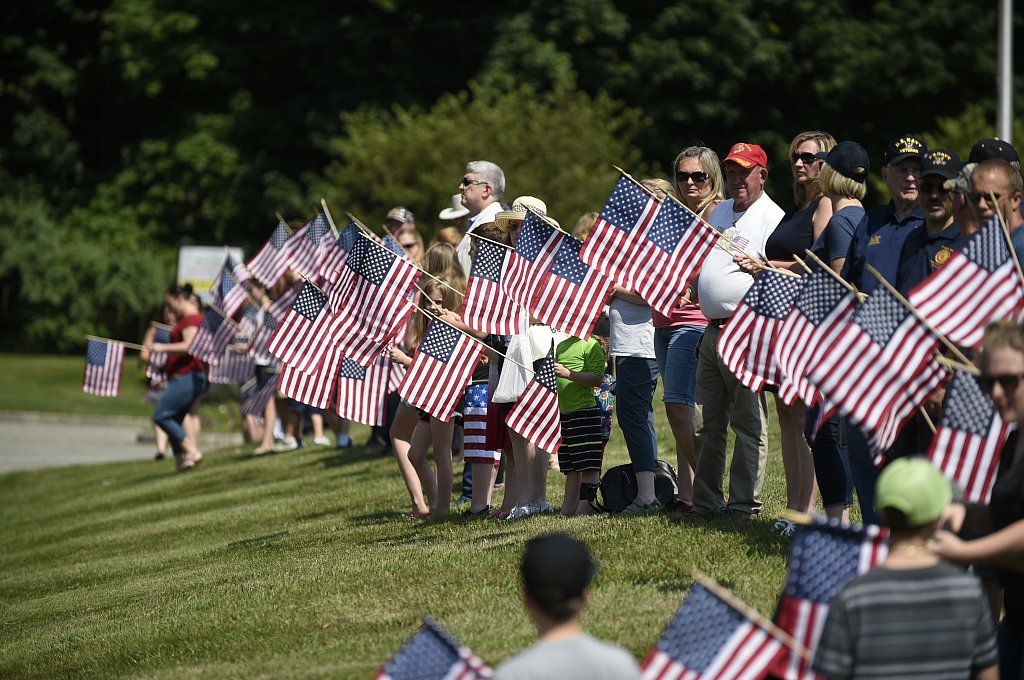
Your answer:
[456,160,505,273]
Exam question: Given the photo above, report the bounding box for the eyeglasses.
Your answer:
[461,177,489,188]
[919,181,950,196]
[976,371,1024,394]
[792,152,820,165]
[967,192,1002,205]
[676,171,709,184]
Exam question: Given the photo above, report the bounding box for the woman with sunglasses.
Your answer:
[931,320,1024,679]
[653,146,725,512]
[736,131,836,535]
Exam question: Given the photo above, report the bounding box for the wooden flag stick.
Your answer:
[346,212,376,236]
[919,405,937,434]
[466,231,513,250]
[989,191,1024,290]
[205,303,242,330]
[803,249,868,302]
[692,572,813,662]
[865,264,975,368]
[85,335,146,351]
[401,296,534,374]
[320,198,340,239]
[275,212,294,234]
[935,354,980,375]
[150,321,173,330]
[355,231,465,298]
[791,253,814,274]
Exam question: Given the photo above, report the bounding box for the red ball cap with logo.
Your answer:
[723,142,768,169]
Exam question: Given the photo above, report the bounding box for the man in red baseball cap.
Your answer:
[690,141,784,521]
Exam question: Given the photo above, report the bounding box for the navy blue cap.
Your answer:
[816,140,870,182]
[920,149,963,180]
[883,134,927,166]
[968,138,1020,164]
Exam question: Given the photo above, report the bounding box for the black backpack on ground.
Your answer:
[593,459,679,513]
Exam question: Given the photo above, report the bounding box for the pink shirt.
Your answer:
[652,302,707,329]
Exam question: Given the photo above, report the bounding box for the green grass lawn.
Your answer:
[0,402,824,679]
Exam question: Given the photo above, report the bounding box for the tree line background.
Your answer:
[1,0,1021,351]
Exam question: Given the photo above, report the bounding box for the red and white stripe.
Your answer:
[267,285,336,374]
[719,307,780,393]
[775,296,858,406]
[581,194,659,290]
[335,353,390,426]
[529,263,614,340]
[461,248,524,336]
[930,419,1013,504]
[641,624,785,680]
[505,382,561,454]
[398,330,483,422]
[83,341,125,397]
[502,223,562,313]
[278,347,341,409]
[633,218,720,319]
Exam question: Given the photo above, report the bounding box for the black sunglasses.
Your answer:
[920,181,950,196]
[792,152,820,165]
[967,192,1002,205]
[976,372,1024,394]
[461,177,488,188]
[676,171,709,184]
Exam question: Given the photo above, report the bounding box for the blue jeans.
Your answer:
[615,357,660,473]
[846,424,880,525]
[807,408,852,508]
[153,371,206,455]
[654,325,703,406]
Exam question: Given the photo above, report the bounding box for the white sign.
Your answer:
[177,246,245,306]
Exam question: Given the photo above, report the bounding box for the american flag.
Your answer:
[268,282,301,321]
[376,617,492,680]
[226,252,250,286]
[248,311,279,366]
[82,339,125,397]
[328,235,421,367]
[809,284,945,460]
[529,236,614,339]
[278,345,341,409]
[188,308,237,366]
[718,270,805,392]
[775,267,858,407]
[247,221,292,288]
[208,345,255,385]
[210,260,248,317]
[909,216,1024,348]
[579,175,659,289]
[318,220,361,285]
[399,319,483,422]
[632,198,721,318]
[641,581,790,680]
[238,304,261,339]
[504,343,561,453]
[929,368,1014,504]
[335,352,390,426]
[240,368,280,417]
[502,211,562,313]
[267,281,336,374]
[146,326,172,385]
[461,239,523,335]
[285,211,333,278]
[771,518,888,680]
[463,383,498,461]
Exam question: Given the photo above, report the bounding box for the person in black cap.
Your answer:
[971,158,1024,258]
[495,533,639,680]
[840,133,927,526]
[969,137,1020,169]
[895,149,966,294]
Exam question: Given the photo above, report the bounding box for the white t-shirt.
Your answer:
[457,201,504,275]
[697,193,784,319]
[607,297,655,358]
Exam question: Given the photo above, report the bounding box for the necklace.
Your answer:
[731,206,747,229]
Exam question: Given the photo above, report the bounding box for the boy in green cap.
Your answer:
[812,458,998,680]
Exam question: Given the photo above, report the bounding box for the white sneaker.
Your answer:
[274,436,299,452]
[311,436,331,447]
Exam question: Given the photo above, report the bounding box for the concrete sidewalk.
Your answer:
[0,411,241,474]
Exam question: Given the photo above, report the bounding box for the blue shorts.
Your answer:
[654,325,703,406]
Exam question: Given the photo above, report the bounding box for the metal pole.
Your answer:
[997,0,1013,143]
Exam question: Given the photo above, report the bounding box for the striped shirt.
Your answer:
[812,561,997,680]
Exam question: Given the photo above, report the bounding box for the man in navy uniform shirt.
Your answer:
[895,149,966,295]
[842,134,927,295]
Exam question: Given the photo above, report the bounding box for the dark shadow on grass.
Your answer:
[674,514,790,559]
[308,445,388,469]
[350,510,411,526]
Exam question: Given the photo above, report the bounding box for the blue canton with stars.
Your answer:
[785,522,867,603]
[293,283,328,322]
[647,199,698,254]
[338,357,367,381]
[382,235,407,257]
[354,238,397,286]
[216,268,237,300]
[269,223,289,250]
[855,285,909,347]
[516,212,558,263]
[305,212,330,242]
[419,321,461,363]
[962,216,1011,274]
[86,339,108,366]
[337,222,359,253]
[797,268,850,325]
[598,176,650,235]
[550,238,591,285]
[943,369,997,435]
[533,348,557,392]
[751,271,804,320]
[655,583,746,671]
[470,240,505,283]
[379,619,469,679]
[154,327,171,344]
[200,308,225,332]
[465,383,488,407]
[344,237,371,276]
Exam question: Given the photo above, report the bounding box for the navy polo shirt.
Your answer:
[842,202,925,294]
[1011,226,1024,268]
[895,224,966,295]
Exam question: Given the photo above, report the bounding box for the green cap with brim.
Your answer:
[875,458,952,527]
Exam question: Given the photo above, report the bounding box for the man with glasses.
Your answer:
[456,160,506,274]
[970,158,1024,262]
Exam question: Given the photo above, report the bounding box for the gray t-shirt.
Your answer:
[607,298,655,358]
[494,632,640,680]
